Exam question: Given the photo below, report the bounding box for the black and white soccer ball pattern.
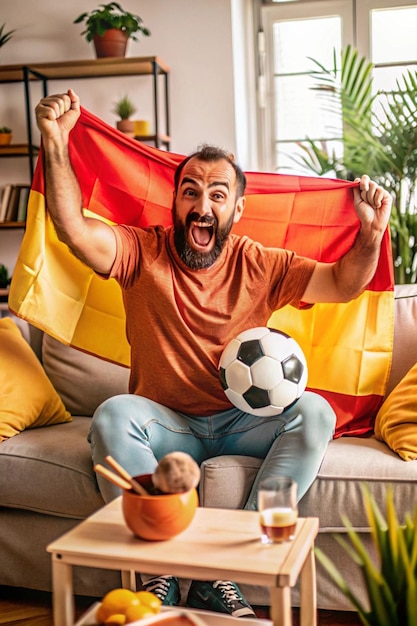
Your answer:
[219,327,308,417]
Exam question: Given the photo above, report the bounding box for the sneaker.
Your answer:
[142,575,181,606]
[187,580,256,618]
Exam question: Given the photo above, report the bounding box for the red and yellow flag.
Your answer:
[9,107,394,437]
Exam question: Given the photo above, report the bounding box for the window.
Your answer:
[259,0,417,173]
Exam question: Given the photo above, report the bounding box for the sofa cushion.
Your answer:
[42,334,130,416]
[374,362,417,461]
[0,318,71,441]
[299,436,417,530]
[0,416,104,518]
[200,436,417,531]
[199,455,261,509]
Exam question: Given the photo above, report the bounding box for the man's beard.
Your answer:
[173,209,235,270]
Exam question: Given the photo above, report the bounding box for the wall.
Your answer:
[0,0,256,274]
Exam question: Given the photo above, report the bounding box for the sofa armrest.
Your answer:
[389,284,417,395]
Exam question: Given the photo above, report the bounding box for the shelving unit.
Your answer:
[0,64,39,184]
[0,288,9,313]
[23,56,171,179]
[0,56,171,230]
[0,144,38,156]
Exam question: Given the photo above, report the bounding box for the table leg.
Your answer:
[270,586,292,626]
[121,570,137,590]
[299,544,317,626]
[51,554,74,626]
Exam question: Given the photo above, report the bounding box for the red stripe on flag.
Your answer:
[315,389,385,438]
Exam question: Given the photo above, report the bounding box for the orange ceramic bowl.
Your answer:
[122,474,198,541]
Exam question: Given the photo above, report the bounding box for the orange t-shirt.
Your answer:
[110,225,316,416]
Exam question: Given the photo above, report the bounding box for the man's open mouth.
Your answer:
[190,221,215,249]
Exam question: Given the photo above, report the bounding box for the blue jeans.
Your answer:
[88,391,336,509]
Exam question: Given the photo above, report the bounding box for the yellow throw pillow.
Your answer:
[0,317,71,441]
[374,361,417,461]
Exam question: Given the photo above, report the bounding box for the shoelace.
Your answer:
[212,581,242,605]
[144,576,173,600]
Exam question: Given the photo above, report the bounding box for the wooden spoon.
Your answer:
[105,455,150,496]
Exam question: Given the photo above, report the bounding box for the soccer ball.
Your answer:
[219,327,308,417]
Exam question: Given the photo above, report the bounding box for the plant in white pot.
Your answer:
[315,483,417,626]
[74,2,151,58]
[112,95,137,135]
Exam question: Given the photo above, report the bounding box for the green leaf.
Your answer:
[343,523,397,623]
[315,547,369,617]
[0,23,16,47]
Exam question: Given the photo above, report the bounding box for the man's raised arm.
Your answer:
[35,89,117,275]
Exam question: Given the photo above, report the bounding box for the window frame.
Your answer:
[258,0,417,172]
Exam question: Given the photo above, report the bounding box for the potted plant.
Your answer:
[73,2,151,58]
[0,23,15,49]
[0,127,12,146]
[112,95,137,135]
[315,484,417,625]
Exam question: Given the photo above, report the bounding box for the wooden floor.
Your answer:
[0,586,363,625]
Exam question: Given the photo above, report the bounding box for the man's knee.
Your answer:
[295,392,336,445]
[90,394,138,441]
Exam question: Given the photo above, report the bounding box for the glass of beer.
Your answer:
[258,477,298,544]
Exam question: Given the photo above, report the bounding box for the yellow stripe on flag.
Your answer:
[10,190,130,365]
[268,289,394,398]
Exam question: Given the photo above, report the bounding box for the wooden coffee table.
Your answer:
[47,499,319,626]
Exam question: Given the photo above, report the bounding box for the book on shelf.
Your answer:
[0,184,13,222]
[17,186,30,222]
[0,183,30,223]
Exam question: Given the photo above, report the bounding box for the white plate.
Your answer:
[75,602,272,626]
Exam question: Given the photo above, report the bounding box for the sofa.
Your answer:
[1,283,417,611]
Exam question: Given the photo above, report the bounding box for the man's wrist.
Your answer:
[355,224,384,252]
[43,136,71,166]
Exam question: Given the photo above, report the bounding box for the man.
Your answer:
[35,89,392,618]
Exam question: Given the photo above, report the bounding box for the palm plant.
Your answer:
[315,484,417,626]
[295,46,417,284]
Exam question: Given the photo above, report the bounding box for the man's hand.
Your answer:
[302,175,392,304]
[35,89,80,140]
[353,174,392,236]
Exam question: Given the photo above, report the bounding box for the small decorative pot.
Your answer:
[93,29,129,58]
[0,133,12,146]
[134,120,151,136]
[116,119,135,135]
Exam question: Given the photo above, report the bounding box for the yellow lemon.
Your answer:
[134,590,162,613]
[96,589,139,623]
[104,613,127,625]
[125,604,155,623]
